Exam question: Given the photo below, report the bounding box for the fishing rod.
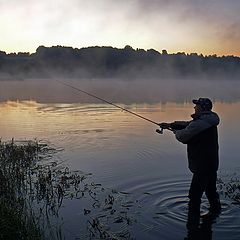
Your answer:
[56,80,169,133]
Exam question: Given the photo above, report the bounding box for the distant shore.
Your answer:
[0,45,240,80]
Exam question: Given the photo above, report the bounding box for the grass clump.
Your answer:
[0,199,41,240]
[0,139,45,240]
[0,139,136,240]
[218,176,240,205]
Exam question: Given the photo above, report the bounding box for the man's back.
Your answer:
[187,125,219,173]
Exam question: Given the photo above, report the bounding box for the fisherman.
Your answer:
[159,98,221,223]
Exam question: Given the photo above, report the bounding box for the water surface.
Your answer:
[0,99,240,239]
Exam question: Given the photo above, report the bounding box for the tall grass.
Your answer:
[0,139,135,239]
[0,139,45,239]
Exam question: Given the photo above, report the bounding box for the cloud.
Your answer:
[0,0,239,55]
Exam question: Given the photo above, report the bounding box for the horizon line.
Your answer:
[1,45,240,58]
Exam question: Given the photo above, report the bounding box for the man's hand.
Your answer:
[159,122,171,129]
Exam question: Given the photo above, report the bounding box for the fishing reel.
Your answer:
[156,128,164,134]
[156,126,174,134]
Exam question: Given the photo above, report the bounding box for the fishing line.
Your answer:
[56,80,160,126]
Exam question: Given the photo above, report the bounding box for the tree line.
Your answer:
[0,45,239,80]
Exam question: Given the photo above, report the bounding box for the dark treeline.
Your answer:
[0,45,240,80]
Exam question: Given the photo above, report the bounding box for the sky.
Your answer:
[1,0,240,56]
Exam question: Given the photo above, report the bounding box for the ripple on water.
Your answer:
[116,176,240,240]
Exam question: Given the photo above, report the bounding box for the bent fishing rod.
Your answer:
[56,80,171,134]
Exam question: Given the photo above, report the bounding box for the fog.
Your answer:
[0,78,239,104]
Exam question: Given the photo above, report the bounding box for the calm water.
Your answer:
[0,99,240,239]
[0,79,240,239]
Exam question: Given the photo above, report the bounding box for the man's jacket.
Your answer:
[170,111,220,174]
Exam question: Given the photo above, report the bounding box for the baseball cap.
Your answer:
[192,98,213,110]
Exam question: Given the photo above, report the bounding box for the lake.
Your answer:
[0,79,240,239]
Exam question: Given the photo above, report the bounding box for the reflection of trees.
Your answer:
[0,46,239,80]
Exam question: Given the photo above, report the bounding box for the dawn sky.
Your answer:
[1,0,240,56]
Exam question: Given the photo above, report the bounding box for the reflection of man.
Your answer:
[185,210,214,240]
[159,98,221,223]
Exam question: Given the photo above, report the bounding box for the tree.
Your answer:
[162,49,168,55]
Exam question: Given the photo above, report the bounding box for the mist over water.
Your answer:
[0,78,240,104]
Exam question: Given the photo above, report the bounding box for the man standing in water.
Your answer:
[159,98,221,225]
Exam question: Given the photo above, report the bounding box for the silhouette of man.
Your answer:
[159,98,221,225]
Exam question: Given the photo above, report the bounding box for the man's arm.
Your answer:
[159,121,190,130]
[170,121,190,130]
[174,119,211,143]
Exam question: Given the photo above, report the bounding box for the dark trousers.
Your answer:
[186,172,220,232]
[188,172,219,213]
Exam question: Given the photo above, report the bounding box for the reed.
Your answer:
[0,139,45,239]
[217,177,240,204]
[0,139,135,239]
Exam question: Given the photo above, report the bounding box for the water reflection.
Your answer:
[185,211,215,240]
[0,100,240,239]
